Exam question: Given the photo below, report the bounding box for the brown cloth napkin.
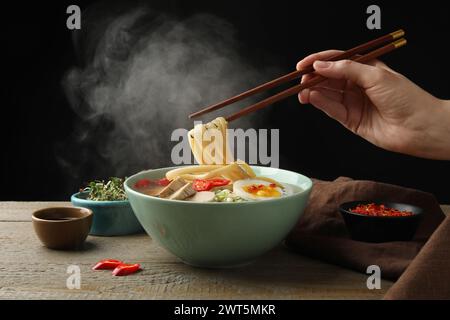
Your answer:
[384,216,450,299]
[285,177,445,281]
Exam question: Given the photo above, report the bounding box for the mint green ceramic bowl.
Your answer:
[124,166,312,268]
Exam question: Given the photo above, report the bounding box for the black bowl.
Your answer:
[339,201,424,243]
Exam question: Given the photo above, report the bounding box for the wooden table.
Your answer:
[1,202,448,300]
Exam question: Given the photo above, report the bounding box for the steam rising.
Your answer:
[62,7,275,181]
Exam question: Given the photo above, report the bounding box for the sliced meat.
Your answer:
[158,177,187,198]
[168,183,196,200]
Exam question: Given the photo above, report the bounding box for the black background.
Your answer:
[2,0,450,201]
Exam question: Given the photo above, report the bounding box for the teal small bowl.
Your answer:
[71,192,144,236]
[124,166,312,267]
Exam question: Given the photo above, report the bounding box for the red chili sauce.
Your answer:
[350,203,414,217]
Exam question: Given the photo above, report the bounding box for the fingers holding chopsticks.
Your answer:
[296,49,343,70]
[297,50,393,97]
[311,59,384,90]
[296,50,389,106]
[296,49,390,72]
[298,50,350,103]
[297,50,346,105]
[295,45,410,134]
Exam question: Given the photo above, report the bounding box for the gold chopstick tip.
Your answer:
[390,29,405,39]
[393,38,407,48]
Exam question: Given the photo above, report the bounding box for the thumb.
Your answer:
[313,60,384,89]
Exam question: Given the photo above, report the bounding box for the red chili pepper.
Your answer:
[134,179,151,189]
[192,178,230,191]
[209,178,230,187]
[112,263,141,276]
[192,179,213,191]
[92,259,123,270]
[157,178,171,186]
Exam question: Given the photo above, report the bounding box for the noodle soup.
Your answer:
[133,167,303,203]
[133,117,301,202]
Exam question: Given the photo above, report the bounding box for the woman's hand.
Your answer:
[297,50,450,160]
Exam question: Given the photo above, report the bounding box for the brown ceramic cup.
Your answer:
[32,207,93,250]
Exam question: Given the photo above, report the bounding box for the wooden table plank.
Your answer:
[0,202,448,300]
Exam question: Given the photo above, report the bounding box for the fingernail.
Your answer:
[314,61,332,69]
[300,89,310,104]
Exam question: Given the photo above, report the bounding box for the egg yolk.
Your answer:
[243,184,281,198]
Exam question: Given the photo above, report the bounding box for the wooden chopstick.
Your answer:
[225,38,407,122]
[189,29,405,119]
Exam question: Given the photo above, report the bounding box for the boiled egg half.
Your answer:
[233,179,291,201]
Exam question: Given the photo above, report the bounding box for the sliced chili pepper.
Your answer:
[209,178,230,187]
[92,259,123,270]
[157,178,171,186]
[134,179,151,189]
[112,263,141,276]
[192,178,230,191]
[192,179,213,191]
